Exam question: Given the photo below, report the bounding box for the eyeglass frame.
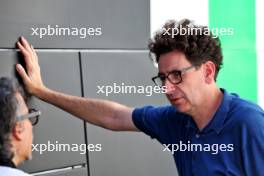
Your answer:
[16,108,41,126]
[152,65,198,87]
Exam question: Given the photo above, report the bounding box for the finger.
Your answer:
[20,36,33,54]
[17,41,33,71]
[17,41,30,57]
[30,45,39,62]
[16,64,31,84]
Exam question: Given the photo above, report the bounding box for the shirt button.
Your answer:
[195,134,200,138]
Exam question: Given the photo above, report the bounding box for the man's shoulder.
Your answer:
[228,95,264,132]
[229,95,264,118]
[0,166,31,176]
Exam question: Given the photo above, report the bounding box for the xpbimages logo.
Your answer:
[163,141,234,155]
[31,25,102,39]
[32,141,102,155]
[96,82,167,96]
[162,22,234,38]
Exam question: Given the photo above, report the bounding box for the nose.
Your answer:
[164,79,176,94]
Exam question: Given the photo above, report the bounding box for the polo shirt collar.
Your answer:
[185,88,235,134]
[204,88,236,134]
[0,159,16,168]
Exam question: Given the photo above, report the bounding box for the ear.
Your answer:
[203,61,216,84]
[12,121,25,141]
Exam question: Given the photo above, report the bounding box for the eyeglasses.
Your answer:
[17,109,41,126]
[152,65,196,87]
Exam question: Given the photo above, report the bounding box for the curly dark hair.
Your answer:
[148,19,223,80]
[0,77,26,164]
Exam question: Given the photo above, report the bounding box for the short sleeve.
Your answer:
[132,105,176,139]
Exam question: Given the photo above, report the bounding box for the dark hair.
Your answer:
[0,77,26,163]
[148,19,223,80]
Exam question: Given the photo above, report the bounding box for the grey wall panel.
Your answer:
[33,166,87,176]
[0,51,87,172]
[21,52,87,173]
[81,51,177,176]
[0,51,19,77]
[0,0,149,49]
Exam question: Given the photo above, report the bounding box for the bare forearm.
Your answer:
[35,87,136,131]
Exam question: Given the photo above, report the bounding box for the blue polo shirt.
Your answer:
[132,89,264,176]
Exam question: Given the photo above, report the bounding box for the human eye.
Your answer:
[170,70,181,78]
[167,71,181,83]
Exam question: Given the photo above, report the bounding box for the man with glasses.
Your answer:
[16,19,264,175]
[0,77,41,176]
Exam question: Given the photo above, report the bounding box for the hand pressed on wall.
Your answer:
[16,37,46,95]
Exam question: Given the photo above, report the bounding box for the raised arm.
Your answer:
[16,37,139,132]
